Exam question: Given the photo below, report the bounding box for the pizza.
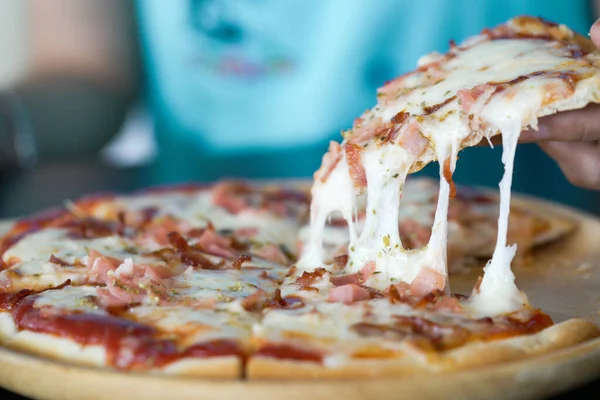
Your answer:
[0,15,600,381]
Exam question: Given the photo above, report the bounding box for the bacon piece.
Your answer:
[167,232,221,270]
[86,250,122,284]
[397,120,429,157]
[391,111,409,124]
[241,288,268,312]
[294,268,328,291]
[387,281,411,304]
[409,267,446,298]
[327,284,371,304]
[66,217,117,239]
[344,143,367,188]
[231,254,252,270]
[49,255,70,267]
[269,289,304,309]
[0,280,72,313]
[423,95,457,115]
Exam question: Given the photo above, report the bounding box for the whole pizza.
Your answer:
[1,16,600,380]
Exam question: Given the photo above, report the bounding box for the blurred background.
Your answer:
[1,0,600,219]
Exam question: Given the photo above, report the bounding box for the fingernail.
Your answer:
[590,19,600,39]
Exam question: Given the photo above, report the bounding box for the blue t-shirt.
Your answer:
[136,0,600,212]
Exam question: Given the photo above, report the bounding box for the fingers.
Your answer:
[519,103,600,143]
[539,141,600,190]
[591,18,600,49]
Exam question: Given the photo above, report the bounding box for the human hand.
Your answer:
[518,19,600,190]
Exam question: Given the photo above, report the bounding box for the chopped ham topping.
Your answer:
[194,228,236,259]
[409,267,446,297]
[327,284,371,305]
[211,181,253,214]
[456,84,490,113]
[88,255,175,308]
[253,243,289,265]
[86,250,122,284]
[396,120,429,157]
[330,261,375,287]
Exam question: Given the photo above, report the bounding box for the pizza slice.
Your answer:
[248,266,598,378]
[0,182,306,377]
[298,15,600,311]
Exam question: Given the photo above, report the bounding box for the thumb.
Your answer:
[591,18,600,49]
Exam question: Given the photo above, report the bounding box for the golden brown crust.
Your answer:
[247,318,600,380]
[437,318,600,369]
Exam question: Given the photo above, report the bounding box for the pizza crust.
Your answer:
[247,318,600,379]
[0,312,241,378]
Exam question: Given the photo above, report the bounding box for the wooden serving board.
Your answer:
[1,192,600,400]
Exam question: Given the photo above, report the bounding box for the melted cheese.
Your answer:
[105,190,301,253]
[299,33,595,315]
[297,156,356,270]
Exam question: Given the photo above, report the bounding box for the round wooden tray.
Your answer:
[1,192,600,400]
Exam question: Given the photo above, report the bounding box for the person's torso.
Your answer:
[135,0,600,213]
